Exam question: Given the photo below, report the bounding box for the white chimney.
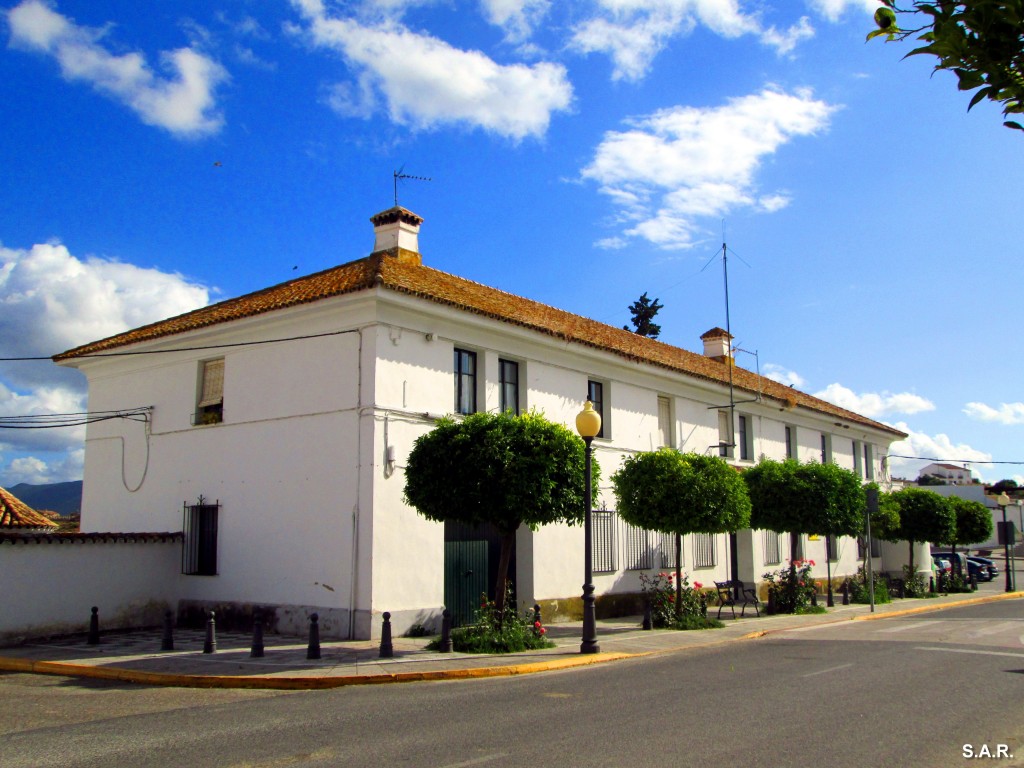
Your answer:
[700,327,733,362]
[370,207,423,264]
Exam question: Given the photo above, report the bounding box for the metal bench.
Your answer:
[714,580,761,619]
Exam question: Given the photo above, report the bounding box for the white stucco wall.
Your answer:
[1,538,181,644]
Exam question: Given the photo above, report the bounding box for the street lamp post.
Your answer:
[997,492,1013,592]
[576,400,601,654]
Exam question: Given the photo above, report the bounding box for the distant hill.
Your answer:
[7,481,83,515]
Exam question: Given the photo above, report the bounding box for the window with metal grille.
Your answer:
[454,349,477,415]
[182,497,219,576]
[852,440,864,478]
[738,414,751,460]
[762,530,781,565]
[499,359,519,415]
[820,433,831,464]
[785,425,796,459]
[864,443,875,480]
[693,532,717,568]
[622,520,652,570]
[592,510,616,573]
[660,532,684,569]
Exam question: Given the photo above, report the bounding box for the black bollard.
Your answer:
[898,581,906,599]
[379,611,394,658]
[251,615,265,658]
[811,590,818,608]
[306,613,321,660]
[87,606,100,645]
[439,609,453,653]
[929,576,936,593]
[203,611,217,654]
[842,580,850,606]
[161,610,174,651]
[533,604,542,627]
[766,590,776,615]
[970,573,978,591]
[642,600,652,631]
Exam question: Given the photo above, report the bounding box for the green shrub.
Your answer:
[847,566,891,605]
[427,585,555,654]
[764,559,818,614]
[639,570,712,628]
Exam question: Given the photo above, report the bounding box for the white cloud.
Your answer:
[0,240,209,481]
[963,402,1024,426]
[814,383,936,418]
[763,363,806,388]
[6,0,228,137]
[570,1,815,81]
[0,241,209,387]
[2,450,83,485]
[885,422,993,483]
[807,0,879,23]
[480,0,551,41]
[291,2,572,139]
[582,86,836,248]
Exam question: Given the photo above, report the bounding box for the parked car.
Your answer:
[932,551,984,582]
[932,557,952,575]
[967,555,998,582]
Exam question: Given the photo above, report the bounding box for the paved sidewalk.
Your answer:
[1,586,1020,689]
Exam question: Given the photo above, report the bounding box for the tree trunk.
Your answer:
[675,533,683,620]
[789,531,799,612]
[494,530,516,627]
[908,539,915,575]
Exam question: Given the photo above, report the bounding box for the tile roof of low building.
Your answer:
[0,531,182,545]
[0,487,59,530]
[55,251,905,438]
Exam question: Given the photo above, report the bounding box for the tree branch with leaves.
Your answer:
[869,1,1024,131]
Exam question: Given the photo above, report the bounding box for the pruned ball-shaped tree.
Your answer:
[745,459,865,606]
[867,485,902,544]
[892,487,955,573]
[945,496,994,572]
[611,449,751,612]
[403,410,598,615]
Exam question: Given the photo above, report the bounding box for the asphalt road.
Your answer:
[2,600,1023,768]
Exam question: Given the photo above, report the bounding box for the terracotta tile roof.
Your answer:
[0,531,181,544]
[0,487,59,530]
[55,251,905,438]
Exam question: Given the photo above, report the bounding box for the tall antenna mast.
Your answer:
[722,226,736,452]
[393,167,432,207]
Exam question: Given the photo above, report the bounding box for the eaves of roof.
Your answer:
[0,487,58,530]
[54,252,906,439]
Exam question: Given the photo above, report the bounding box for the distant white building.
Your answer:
[50,207,911,639]
[918,462,975,485]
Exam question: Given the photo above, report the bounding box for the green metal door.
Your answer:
[444,541,488,628]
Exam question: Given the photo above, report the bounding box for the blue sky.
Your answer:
[1,0,1022,489]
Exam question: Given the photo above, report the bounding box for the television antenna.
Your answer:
[393,166,431,207]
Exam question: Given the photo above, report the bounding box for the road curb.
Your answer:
[2,593,1018,689]
[0,651,640,690]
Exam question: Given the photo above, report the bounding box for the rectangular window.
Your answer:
[657,396,672,447]
[454,349,477,415]
[762,530,782,565]
[182,498,219,576]
[853,440,864,478]
[660,532,683,569]
[592,510,616,573]
[820,433,831,464]
[864,443,875,480]
[738,414,752,460]
[793,535,804,561]
[785,426,796,460]
[499,358,519,415]
[623,520,652,570]
[587,380,606,438]
[195,359,224,425]
[693,533,717,569]
[718,410,733,458]
[826,534,839,561]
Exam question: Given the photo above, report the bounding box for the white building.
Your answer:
[917,462,976,485]
[55,207,909,639]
